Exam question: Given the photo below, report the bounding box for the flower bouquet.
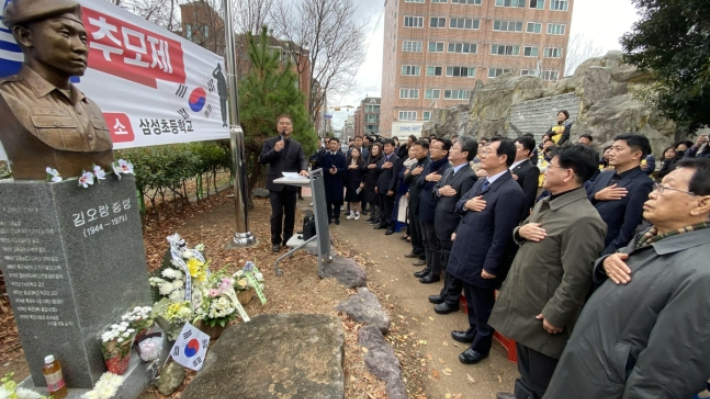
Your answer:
[152,298,193,341]
[0,372,47,399]
[233,262,266,306]
[194,269,241,339]
[100,323,136,375]
[81,372,124,399]
[122,306,153,341]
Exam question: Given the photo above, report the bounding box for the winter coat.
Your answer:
[544,227,710,399]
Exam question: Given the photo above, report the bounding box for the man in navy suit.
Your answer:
[586,134,654,256]
[447,137,527,365]
[259,115,309,252]
[316,138,347,225]
[429,137,478,314]
[374,139,401,233]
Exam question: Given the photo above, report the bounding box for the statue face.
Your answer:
[20,14,88,78]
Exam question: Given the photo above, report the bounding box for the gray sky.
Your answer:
[331,0,640,129]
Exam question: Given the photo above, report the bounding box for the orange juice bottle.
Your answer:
[43,355,68,399]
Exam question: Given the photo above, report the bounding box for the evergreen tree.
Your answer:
[238,26,318,192]
[621,0,710,133]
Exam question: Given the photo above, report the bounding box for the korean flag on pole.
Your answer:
[170,323,210,371]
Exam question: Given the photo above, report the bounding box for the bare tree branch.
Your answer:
[270,0,368,124]
[564,34,605,76]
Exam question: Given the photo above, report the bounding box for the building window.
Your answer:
[400,88,420,99]
[527,22,542,33]
[366,114,380,123]
[365,104,381,113]
[547,23,566,35]
[203,25,209,38]
[542,70,560,81]
[491,45,520,56]
[430,17,446,27]
[404,16,423,27]
[425,89,441,99]
[405,0,425,2]
[529,0,544,9]
[448,42,477,54]
[523,46,539,57]
[399,111,417,121]
[493,20,523,32]
[428,42,445,52]
[521,69,537,76]
[495,0,525,7]
[403,41,423,52]
[186,24,193,40]
[443,89,471,100]
[432,0,448,2]
[550,0,568,10]
[426,66,443,76]
[452,0,482,3]
[488,68,511,78]
[544,47,562,58]
[446,66,476,77]
[401,65,421,76]
[423,111,432,121]
[450,18,480,29]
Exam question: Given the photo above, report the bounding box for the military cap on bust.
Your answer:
[2,0,82,28]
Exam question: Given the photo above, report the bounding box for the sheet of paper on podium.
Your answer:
[282,172,302,179]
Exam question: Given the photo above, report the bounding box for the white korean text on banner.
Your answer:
[0,0,230,161]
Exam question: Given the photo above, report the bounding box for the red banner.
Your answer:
[83,7,186,88]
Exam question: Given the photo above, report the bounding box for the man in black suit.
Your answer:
[429,137,478,313]
[511,136,541,219]
[374,139,401,234]
[258,115,309,252]
[586,134,654,256]
[446,137,527,365]
[403,140,431,265]
[316,138,347,225]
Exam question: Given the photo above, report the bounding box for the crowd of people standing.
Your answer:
[261,112,710,399]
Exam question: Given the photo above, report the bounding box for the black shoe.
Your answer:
[400,235,409,241]
[420,274,440,284]
[413,269,430,278]
[365,218,374,223]
[496,393,516,399]
[429,294,445,304]
[434,303,459,315]
[412,259,427,266]
[384,229,394,235]
[404,251,419,258]
[271,245,281,253]
[335,220,340,225]
[362,210,368,215]
[459,348,488,365]
[451,330,475,343]
[328,220,333,225]
[373,224,386,230]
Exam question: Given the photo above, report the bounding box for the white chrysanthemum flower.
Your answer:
[254,272,264,282]
[172,279,184,289]
[168,290,184,303]
[159,282,175,296]
[117,337,124,343]
[98,384,118,399]
[161,268,181,279]
[232,270,244,278]
[15,388,43,399]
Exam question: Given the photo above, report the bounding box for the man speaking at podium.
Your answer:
[259,114,309,253]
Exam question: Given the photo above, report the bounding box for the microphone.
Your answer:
[280,130,286,141]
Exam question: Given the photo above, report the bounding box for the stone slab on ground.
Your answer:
[358,325,408,399]
[336,287,391,334]
[0,176,152,388]
[252,188,270,198]
[181,314,345,399]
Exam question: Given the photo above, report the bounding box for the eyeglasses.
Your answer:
[654,182,695,196]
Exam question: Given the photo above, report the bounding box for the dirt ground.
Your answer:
[0,189,519,398]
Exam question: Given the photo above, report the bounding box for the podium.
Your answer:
[272,169,332,278]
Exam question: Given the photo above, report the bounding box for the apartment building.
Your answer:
[353,97,382,137]
[380,0,573,137]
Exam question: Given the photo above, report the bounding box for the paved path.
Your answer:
[329,211,518,399]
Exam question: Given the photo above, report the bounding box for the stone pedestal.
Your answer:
[0,176,152,388]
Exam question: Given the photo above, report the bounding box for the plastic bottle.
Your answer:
[42,355,68,399]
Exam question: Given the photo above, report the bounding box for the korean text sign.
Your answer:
[0,0,230,161]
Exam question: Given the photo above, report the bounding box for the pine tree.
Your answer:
[238,26,318,193]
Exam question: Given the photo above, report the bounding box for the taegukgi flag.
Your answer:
[170,322,210,371]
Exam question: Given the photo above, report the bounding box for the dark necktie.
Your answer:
[481,179,490,192]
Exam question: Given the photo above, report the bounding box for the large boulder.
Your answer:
[181,314,345,399]
[321,256,367,288]
[358,325,407,399]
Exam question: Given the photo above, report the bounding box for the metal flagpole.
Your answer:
[224,0,257,249]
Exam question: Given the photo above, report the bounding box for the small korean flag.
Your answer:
[169,323,210,371]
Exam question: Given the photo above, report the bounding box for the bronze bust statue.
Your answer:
[0,0,113,180]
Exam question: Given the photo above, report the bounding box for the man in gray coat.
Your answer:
[544,157,710,399]
[490,145,607,399]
